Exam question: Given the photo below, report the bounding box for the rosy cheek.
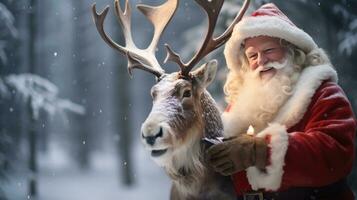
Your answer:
[249,61,259,70]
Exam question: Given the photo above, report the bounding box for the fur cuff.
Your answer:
[246,123,288,191]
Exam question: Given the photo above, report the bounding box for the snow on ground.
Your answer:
[3,141,171,200]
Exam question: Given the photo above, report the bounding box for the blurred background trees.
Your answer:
[0,0,356,199]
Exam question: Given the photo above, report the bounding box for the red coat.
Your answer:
[222,65,356,199]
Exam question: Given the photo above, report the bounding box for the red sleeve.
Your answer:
[282,82,356,188]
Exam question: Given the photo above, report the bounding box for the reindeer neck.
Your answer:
[200,91,224,138]
[164,91,223,197]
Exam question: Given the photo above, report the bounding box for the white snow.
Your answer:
[3,141,171,200]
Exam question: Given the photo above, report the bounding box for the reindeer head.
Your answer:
[140,60,219,166]
[92,0,249,166]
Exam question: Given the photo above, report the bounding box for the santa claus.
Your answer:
[206,3,356,200]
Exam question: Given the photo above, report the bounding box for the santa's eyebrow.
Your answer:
[245,49,257,56]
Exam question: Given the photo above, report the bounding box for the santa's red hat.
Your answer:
[224,3,319,71]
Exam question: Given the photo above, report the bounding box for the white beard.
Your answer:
[223,57,300,137]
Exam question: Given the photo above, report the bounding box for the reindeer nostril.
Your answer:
[142,126,164,146]
[146,136,156,146]
[157,127,163,138]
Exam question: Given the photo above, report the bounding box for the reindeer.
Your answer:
[92,0,250,199]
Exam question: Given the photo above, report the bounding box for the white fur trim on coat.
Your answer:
[224,15,318,73]
[273,64,337,128]
[246,123,288,191]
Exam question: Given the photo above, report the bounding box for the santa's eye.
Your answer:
[248,54,257,60]
[264,48,277,54]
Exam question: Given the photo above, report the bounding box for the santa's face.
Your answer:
[223,45,299,136]
[244,36,287,82]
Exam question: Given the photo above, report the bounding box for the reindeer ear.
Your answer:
[191,59,217,88]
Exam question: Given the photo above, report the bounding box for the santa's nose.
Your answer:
[257,53,268,67]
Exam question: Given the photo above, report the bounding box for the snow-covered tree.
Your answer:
[0,2,84,199]
[331,3,357,56]
[3,74,84,119]
[0,2,18,65]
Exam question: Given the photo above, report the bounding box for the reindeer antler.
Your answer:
[92,0,179,78]
[164,0,250,77]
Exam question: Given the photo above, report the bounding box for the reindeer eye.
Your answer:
[182,89,191,98]
[151,90,157,99]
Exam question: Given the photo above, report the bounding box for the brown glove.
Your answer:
[206,134,268,176]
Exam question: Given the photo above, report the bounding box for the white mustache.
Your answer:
[260,58,289,71]
[248,57,290,78]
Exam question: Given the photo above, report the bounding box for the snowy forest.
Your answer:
[0,0,356,199]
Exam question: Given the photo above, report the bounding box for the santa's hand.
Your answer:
[206,134,268,176]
